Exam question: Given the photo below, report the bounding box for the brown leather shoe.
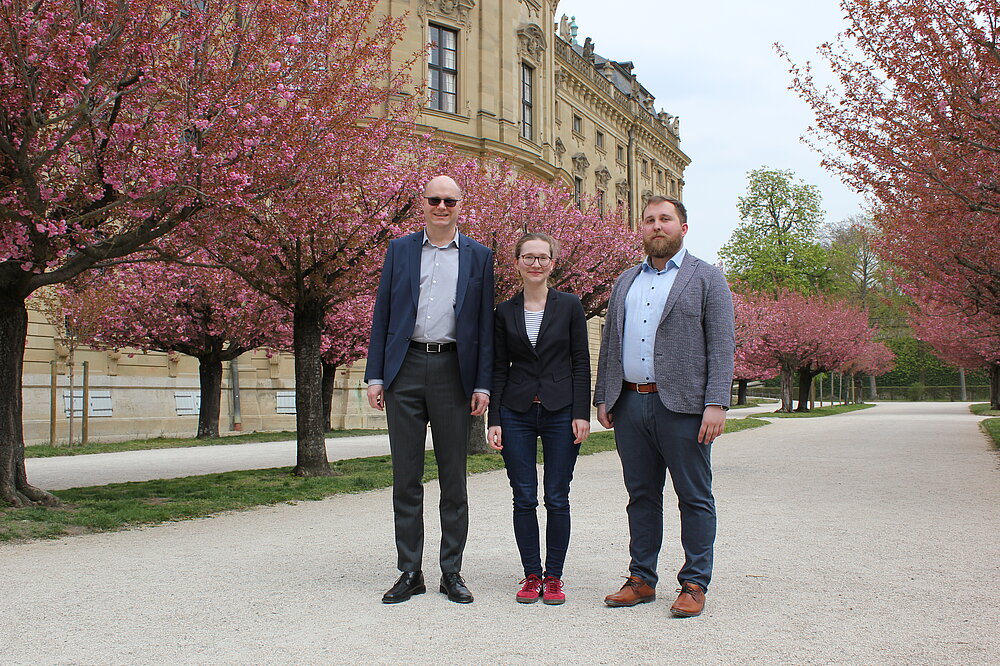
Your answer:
[604,575,656,607]
[670,581,705,617]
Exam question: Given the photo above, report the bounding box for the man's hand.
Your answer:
[367,385,385,411]
[597,403,614,429]
[698,405,726,444]
[572,418,591,444]
[487,426,503,451]
[470,392,489,416]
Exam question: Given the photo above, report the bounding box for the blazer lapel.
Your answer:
[616,265,643,339]
[455,232,470,315]
[533,288,558,351]
[407,232,422,307]
[659,254,698,324]
[511,291,536,357]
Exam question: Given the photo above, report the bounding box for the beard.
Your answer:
[643,234,683,259]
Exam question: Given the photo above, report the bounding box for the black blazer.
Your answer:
[488,288,591,427]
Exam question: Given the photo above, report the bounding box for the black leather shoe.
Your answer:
[382,571,425,604]
[440,572,474,603]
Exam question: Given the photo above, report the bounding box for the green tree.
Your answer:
[720,168,829,292]
[823,215,909,338]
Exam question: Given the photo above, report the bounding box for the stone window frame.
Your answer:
[428,23,459,114]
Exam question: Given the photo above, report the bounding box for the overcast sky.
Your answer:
[560,0,865,262]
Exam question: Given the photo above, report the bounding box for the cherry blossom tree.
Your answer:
[453,158,638,318]
[732,292,780,405]
[3,0,373,505]
[60,260,290,439]
[782,0,1000,358]
[739,290,893,412]
[320,294,375,432]
[909,288,1000,409]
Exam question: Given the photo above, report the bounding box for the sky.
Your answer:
[560,0,865,263]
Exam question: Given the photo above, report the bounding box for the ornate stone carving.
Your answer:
[595,166,611,187]
[582,37,595,61]
[616,179,629,200]
[572,153,590,173]
[517,23,546,60]
[554,68,568,91]
[420,0,476,26]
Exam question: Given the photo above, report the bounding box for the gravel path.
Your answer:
[3,402,998,664]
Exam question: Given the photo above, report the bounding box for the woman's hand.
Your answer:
[487,426,503,451]
[572,418,591,444]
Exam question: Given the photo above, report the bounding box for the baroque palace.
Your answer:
[22,0,689,444]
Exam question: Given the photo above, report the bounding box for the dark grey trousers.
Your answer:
[612,390,716,590]
[384,347,471,573]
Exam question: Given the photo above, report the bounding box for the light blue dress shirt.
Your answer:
[622,248,687,384]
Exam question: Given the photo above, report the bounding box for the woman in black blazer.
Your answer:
[487,232,591,605]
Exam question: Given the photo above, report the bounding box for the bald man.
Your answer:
[365,176,495,604]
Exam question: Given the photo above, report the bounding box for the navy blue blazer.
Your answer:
[365,230,495,397]
[488,288,591,427]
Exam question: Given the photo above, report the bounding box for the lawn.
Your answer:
[751,403,875,418]
[3,418,769,543]
[24,429,387,459]
[969,403,1000,417]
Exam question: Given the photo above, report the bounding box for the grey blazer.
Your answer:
[594,252,736,415]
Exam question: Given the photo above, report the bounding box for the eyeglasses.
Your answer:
[519,255,552,266]
[424,196,461,208]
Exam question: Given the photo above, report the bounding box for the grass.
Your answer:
[969,403,1000,417]
[728,398,778,410]
[2,419,770,544]
[24,429,387,459]
[751,402,875,418]
[980,419,1000,448]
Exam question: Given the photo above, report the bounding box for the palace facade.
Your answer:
[21,0,689,444]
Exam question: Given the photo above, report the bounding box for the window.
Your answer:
[657,169,663,186]
[597,190,606,216]
[63,390,113,417]
[521,63,534,141]
[276,391,297,414]
[574,177,583,205]
[616,144,625,163]
[174,391,202,416]
[572,114,582,135]
[642,159,649,176]
[596,130,605,150]
[429,25,458,113]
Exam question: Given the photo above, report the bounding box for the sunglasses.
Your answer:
[424,196,461,208]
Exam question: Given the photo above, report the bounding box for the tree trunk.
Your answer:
[0,294,59,507]
[321,360,337,432]
[196,355,223,439]
[868,374,878,401]
[778,366,794,413]
[990,363,1000,411]
[467,413,490,454]
[736,379,748,406]
[795,368,813,412]
[291,299,333,476]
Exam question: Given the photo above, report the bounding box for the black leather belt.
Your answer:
[410,341,456,353]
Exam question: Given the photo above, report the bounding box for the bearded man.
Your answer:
[594,196,735,617]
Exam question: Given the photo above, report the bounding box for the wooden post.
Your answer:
[49,360,57,446]
[82,360,90,445]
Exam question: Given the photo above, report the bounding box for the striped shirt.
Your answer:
[524,309,544,347]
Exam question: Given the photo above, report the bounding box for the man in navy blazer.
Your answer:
[365,175,494,604]
[595,195,735,617]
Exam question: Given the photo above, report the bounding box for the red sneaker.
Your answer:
[516,574,543,603]
[542,576,565,605]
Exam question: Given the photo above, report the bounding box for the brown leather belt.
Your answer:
[623,381,658,394]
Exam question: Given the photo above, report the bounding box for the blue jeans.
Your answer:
[499,404,579,579]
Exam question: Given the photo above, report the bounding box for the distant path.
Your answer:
[4,402,998,664]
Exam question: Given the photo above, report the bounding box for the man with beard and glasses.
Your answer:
[594,195,734,618]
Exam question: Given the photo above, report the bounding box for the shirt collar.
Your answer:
[422,229,460,249]
[642,247,686,273]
